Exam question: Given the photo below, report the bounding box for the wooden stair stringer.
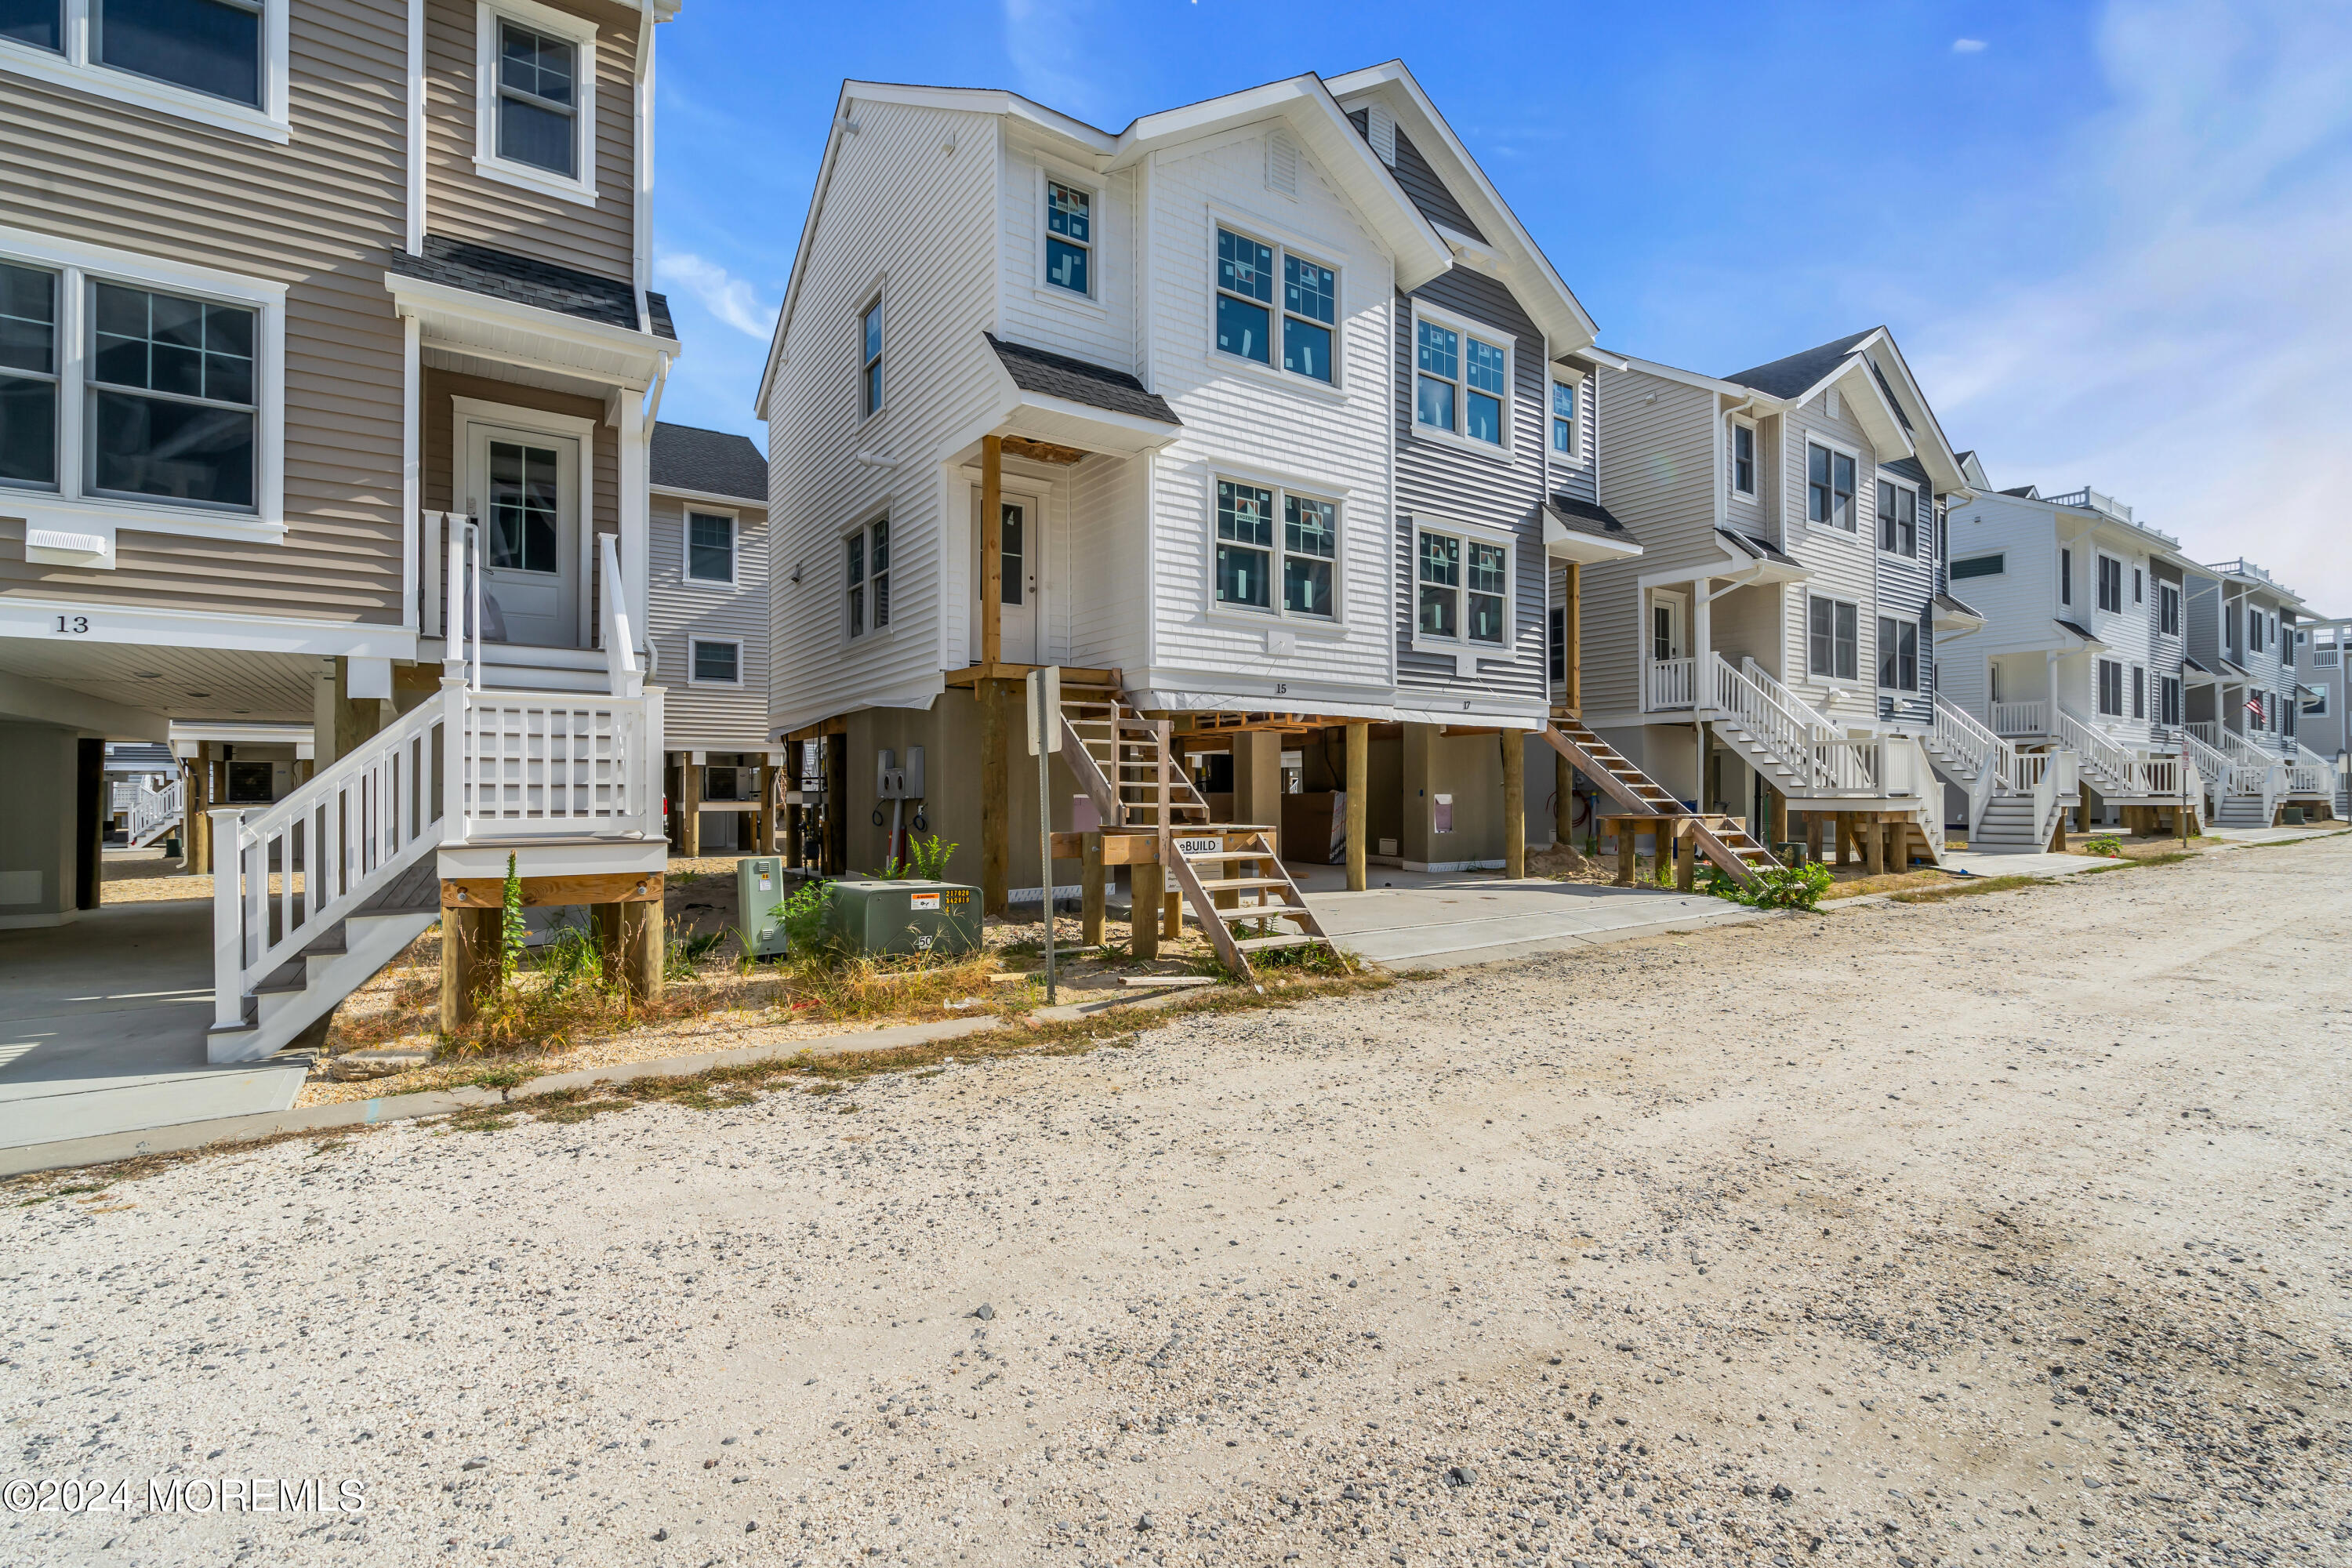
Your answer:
[1540,721,1776,889]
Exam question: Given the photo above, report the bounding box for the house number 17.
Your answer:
[55,615,89,634]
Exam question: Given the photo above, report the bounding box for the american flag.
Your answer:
[2245,693,2265,717]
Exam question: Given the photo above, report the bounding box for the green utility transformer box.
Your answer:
[821,880,982,959]
[736,856,790,958]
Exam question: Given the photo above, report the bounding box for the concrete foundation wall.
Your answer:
[840,691,1084,892]
[0,723,78,927]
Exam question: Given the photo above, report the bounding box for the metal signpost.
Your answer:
[1025,666,1062,1004]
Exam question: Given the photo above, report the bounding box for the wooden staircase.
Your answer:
[1540,717,1780,887]
[1058,676,1334,983]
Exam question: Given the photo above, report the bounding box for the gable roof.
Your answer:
[985,333,1180,426]
[650,423,767,501]
[1722,326,1965,495]
[1722,329,1878,399]
[1546,495,1639,546]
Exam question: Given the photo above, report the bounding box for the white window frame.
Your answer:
[1207,216,1344,391]
[686,635,743,687]
[855,290,884,422]
[472,0,599,206]
[1409,514,1515,665]
[1806,593,1861,683]
[2158,580,2180,636]
[2096,657,2124,717]
[1035,163,1102,307]
[0,0,290,142]
[1875,615,1918,691]
[1950,551,2005,582]
[843,513,889,641]
[2095,550,2126,615]
[1549,372,1584,464]
[0,226,285,557]
[681,506,739,589]
[1728,416,1756,497]
[2131,663,2146,720]
[1803,437,1860,533]
[1202,469,1346,628]
[1875,477,1918,557]
[1410,300,1513,456]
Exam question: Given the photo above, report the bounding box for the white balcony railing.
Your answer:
[1991,701,2049,736]
[1646,656,1696,711]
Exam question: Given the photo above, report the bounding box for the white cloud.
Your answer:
[1951,38,1989,53]
[1914,0,2352,611]
[654,252,775,340]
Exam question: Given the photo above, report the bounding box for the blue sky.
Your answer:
[651,0,2352,612]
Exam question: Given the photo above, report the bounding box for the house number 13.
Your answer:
[55,615,89,633]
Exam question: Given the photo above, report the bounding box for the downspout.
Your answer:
[405,0,425,255]
[632,7,656,328]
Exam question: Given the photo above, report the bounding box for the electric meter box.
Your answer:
[736,856,790,958]
[821,880,981,959]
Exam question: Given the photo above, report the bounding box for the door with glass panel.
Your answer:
[465,421,581,648]
[971,486,1040,663]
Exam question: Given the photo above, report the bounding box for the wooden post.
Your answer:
[617,898,662,1002]
[590,901,622,977]
[1613,818,1636,886]
[1835,811,1854,866]
[1803,809,1823,866]
[1131,858,1163,960]
[681,753,702,857]
[982,681,1009,913]
[753,760,774,855]
[1163,888,1181,942]
[981,434,1004,670]
[438,903,499,1035]
[2049,810,2068,855]
[1862,812,1885,876]
[186,750,211,874]
[1885,818,1907,871]
[1675,821,1696,891]
[1081,833,1105,946]
[1554,749,1575,855]
[1769,787,1788,851]
[1345,720,1369,891]
[1565,561,1583,717]
[1501,729,1526,879]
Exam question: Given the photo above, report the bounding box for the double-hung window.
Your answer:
[1415,525,1509,649]
[99,0,264,106]
[1876,616,1918,691]
[1550,380,1578,459]
[1806,444,1855,530]
[845,517,887,637]
[1212,479,1338,620]
[689,637,741,684]
[2132,567,2143,605]
[685,510,735,585]
[495,20,577,176]
[0,262,58,491]
[2131,664,2146,720]
[2097,659,2124,717]
[2161,675,2182,727]
[1730,420,1755,496]
[1044,180,1092,296]
[2096,554,2124,614]
[1415,314,1509,446]
[1808,596,1859,681]
[1876,479,1917,555]
[858,298,883,418]
[2159,581,2180,635]
[1213,228,1337,383]
[90,280,256,509]
[0,0,286,136]
[2060,548,2073,606]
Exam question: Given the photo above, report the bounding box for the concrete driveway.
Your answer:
[1289,862,1758,969]
[0,896,308,1150]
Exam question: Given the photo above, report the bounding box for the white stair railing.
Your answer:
[1646,657,1696,711]
[1742,657,1840,732]
[597,533,644,699]
[212,697,444,1033]
[1713,654,1880,793]
[2056,706,2138,789]
[129,776,186,848]
[1991,701,2049,736]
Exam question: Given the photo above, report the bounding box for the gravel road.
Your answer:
[7,838,2350,1566]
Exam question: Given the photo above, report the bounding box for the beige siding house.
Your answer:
[0,0,691,1058]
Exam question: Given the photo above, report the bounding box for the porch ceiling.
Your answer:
[390,276,673,392]
[0,642,325,730]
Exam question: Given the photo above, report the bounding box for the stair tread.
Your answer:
[1233,934,1323,953]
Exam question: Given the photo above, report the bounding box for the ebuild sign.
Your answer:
[2,1475,368,1515]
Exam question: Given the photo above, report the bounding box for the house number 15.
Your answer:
[55,615,89,634]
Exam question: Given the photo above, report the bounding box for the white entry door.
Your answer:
[466,420,581,648]
[1650,590,1686,662]
[971,486,1041,664]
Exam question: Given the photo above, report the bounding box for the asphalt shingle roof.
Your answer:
[387,235,674,339]
[1934,590,1985,620]
[985,333,1179,426]
[1545,495,1640,547]
[650,423,767,502]
[1715,528,1799,568]
[1722,328,1878,399]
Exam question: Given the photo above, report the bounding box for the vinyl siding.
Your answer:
[0,0,412,623]
[1872,455,1934,725]
[1779,389,1880,722]
[765,98,1003,735]
[1939,492,2062,725]
[1388,129,1484,242]
[996,130,1136,376]
[1138,128,1396,708]
[1392,267,1545,712]
[1062,449,1149,673]
[1581,365,1716,718]
[422,0,639,282]
[650,494,770,750]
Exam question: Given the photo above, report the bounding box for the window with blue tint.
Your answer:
[1214,480,1273,609]
[687,511,735,583]
[88,281,255,508]
[1551,380,1577,457]
[859,298,883,416]
[1,0,61,53]
[1045,180,1091,296]
[1417,531,1459,640]
[1282,495,1336,618]
[1465,339,1507,445]
[1214,229,1273,365]
[1466,542,1508,643]
[0,262,57,489]
[1415,320,1457,432]
[96,0,261,107]
[495,20,577,176]
[1281,254,1335,382]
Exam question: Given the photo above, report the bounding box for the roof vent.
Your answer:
[1266,132,1298,198]
[1826,387,1842,419]
[1367,103,1398,166]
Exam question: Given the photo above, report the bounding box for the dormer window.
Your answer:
[1045,181,1092,296]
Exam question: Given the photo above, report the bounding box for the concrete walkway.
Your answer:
[1287,863,1759,969]
[0,897,307,1150]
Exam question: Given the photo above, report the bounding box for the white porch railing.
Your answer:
[1991,701,2049,736]
[129,776,186,848]
[1646,656,1696,711]
[1712,654,1884,794]
[1741,657,1842,731]
[2056,706,2137,791]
